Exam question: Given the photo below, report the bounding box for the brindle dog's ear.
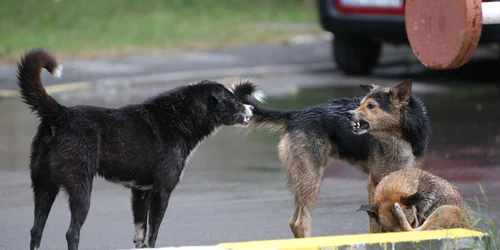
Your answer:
[357,204,378,218]
[401,192,426,206]
[391,79,412,106]
[359,84,376,93]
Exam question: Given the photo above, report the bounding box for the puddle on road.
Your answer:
[1,83,499,206]
[250,85,500,177]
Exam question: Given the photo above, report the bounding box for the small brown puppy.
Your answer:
[358,168,476,232]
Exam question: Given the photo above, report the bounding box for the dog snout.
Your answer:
[243,104,253,116]
[346,110,355,120]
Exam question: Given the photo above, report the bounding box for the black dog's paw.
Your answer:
[134,239,149,248]
[134,242,148,248]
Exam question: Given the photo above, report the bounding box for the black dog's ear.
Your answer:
[357,204,378,219]
[401,192,426,206]
[391,79,412,106]
[209,91,225,106]
[359,84,376,93]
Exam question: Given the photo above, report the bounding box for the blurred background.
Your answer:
[0,0,321,62]
[0,0,499,249]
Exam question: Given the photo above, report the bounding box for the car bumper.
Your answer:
[318,0,500,44]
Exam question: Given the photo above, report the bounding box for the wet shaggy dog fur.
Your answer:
[360,168,476,232]
[18,49,256,250]
[233,80,430,237]
[350,80,433,232]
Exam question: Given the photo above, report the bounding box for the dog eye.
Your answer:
[367,103,376,110]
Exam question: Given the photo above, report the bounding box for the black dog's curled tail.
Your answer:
[17,49,65,119]
[231,79,292,131]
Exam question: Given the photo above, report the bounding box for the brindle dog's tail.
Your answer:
[17,49,66,119]
[231,79,292,131]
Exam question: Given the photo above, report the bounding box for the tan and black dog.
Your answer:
[358,168,476,232]
[233,79,430,237]
[348,80,433,232]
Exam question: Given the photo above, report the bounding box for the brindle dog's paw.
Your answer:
[393,202,405,219]
[393,202,403,214]
[393,203,407,224]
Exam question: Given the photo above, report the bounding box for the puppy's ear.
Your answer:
[390,79,412,106]
[401,192,426,206]
[357,204,378,219]
[359,84,376,93]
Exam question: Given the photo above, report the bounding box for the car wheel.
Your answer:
[333,35,381,76]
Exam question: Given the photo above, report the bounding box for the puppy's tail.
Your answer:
[17,49,66,119]
[231,79,293,131]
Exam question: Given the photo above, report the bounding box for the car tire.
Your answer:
[333,35,381,75]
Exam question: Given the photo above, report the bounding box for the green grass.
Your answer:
[472,185,500,250]
[0,0,319,62]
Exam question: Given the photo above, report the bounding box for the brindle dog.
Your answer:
[232,79,430,237]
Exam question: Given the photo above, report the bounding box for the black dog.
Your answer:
[18,49,257,250]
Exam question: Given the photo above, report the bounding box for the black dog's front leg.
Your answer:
[146,189,173,247]
[145,159,182,247]
[131,189,150,248]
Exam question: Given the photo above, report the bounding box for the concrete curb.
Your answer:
[0,81,92,98]
[0,62,333,99]
[96,62,334,87]
[120,229,489,250]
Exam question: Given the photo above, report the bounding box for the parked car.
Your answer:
[318,0,500,75]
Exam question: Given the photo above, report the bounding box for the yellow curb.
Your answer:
[217,229,488,250]
[0,81,91,98]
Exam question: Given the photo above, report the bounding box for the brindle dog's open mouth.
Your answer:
[350,119,369,135]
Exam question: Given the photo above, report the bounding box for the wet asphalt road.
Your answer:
[1,40,500,250]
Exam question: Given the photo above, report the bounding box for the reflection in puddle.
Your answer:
[2,84,499,186]
[249,85,500,208]
[253,85,500,175]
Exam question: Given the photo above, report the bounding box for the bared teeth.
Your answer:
[351,121,362,129]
